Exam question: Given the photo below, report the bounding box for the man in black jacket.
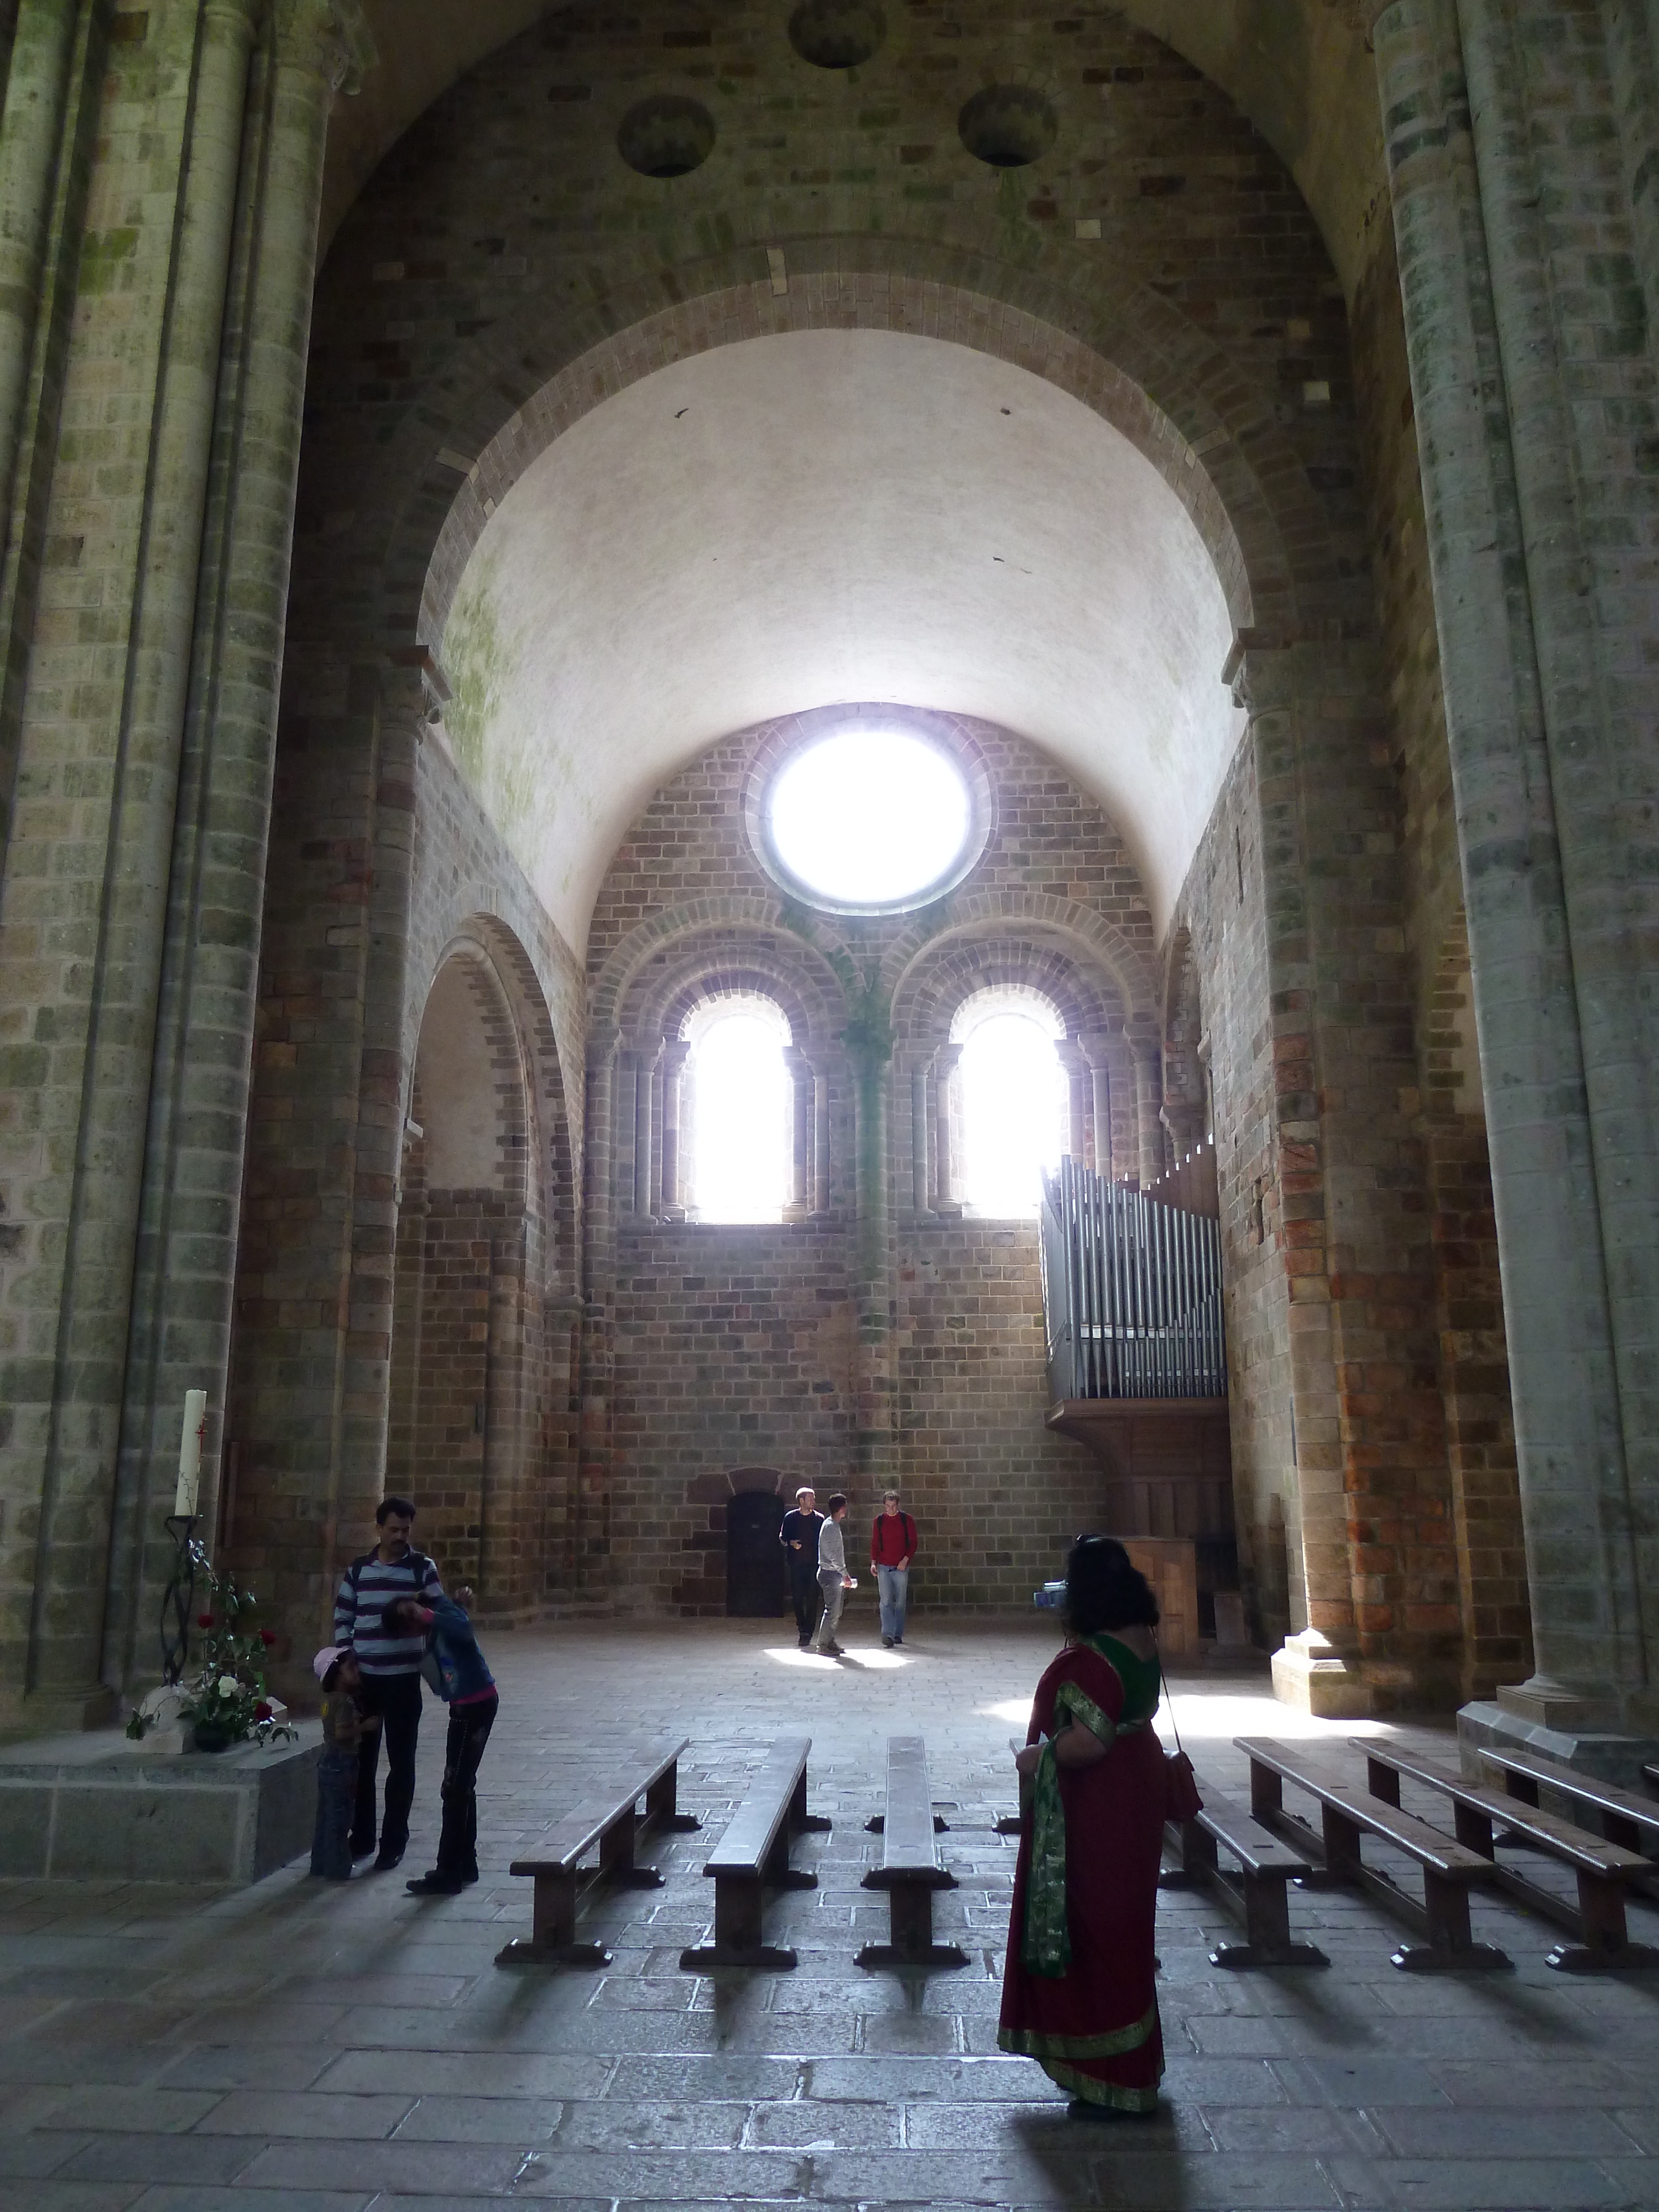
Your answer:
[778,1486,825,1648]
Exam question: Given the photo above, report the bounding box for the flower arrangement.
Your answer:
[128,1549,294,1752]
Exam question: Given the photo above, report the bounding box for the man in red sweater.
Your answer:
[870,1490,918,1648]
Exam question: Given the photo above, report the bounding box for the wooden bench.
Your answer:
[679,1734,830,1971]
[496,1735,700,1967]
[1236,1736,1510,1971]
[857,1735,968,1968]
[1161,1779,1328,1969]
[1479,1744,1659,1867]
[1354,1738,1657,1973]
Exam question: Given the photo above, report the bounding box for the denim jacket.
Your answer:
[423,1596,496,1704]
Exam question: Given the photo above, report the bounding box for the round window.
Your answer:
[758,723,986,915]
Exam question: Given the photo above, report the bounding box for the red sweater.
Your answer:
[870,1512,917,1567]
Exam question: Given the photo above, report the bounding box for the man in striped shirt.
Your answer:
[334,1495,444,1871]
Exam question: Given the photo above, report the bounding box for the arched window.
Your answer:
[684,995,792,1223]
[954,989,1069,1218]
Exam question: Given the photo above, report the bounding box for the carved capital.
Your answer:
[276,0,376,93]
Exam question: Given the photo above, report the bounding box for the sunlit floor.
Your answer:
[2,1615,1657,2211]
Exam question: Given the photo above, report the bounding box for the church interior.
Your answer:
[1,0,1658,2203]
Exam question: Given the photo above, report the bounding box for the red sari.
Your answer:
[998,1634,1167,2111]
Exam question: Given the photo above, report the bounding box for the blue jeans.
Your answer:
[877,1565,909,1641]
[311,1747,358,1879]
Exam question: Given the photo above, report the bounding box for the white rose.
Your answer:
[217,1674,241,1698]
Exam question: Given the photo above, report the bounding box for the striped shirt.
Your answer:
[333,1548,444,1677]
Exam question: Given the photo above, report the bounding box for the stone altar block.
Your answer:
[0,1723,322,1885]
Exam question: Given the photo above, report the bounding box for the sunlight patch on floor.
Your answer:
[764,1644,911,1671]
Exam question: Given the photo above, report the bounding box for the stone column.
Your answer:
[0,0,84,594]
[659,1039,690,1218]
[106,0,374,1691]
[1130,1037,1164,1190]
[1079,1032,1115,1181]
[1376,0,1654,1737]
[847,995,895,1494]
[809,1056,831,1215]
[577,1037,618,1593]
[932,1041,963,1212]
[0,0,273,1727]
[1054,1039,1088,1162]
[909,1056,932,1214]
[630,1041,660,1219]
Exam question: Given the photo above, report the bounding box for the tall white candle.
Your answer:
[175,1390,206,1517]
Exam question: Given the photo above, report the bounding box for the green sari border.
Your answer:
[997,1999,1161,2063]
[1041,2057,1163,2112]
[1019,1642,1146,1980]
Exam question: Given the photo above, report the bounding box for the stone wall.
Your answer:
[589,714,1157,1616]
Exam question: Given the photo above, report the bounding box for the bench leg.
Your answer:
[602,1804,666,1891]
[764,1824,817,1894]
[1159,1817,1216,1890]
[1248,1761,1282,1824]
[1547,1872,1659,1973]
[1211,1869,1329,1971]
[679,1871,799,1973]
[646,1760,702,1834]
[855,1876,969,1969]
[1366,1757,1401,1807]
[1391,1870,1511,1972]
[494,1867,612,1969]
[1453,1803,1496,1857]
[789,1767,832,1836]
[1321,1805,1364,1885]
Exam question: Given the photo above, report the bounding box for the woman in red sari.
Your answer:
[999,1536,1167,2116]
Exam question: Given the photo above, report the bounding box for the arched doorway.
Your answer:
[726,1486,786,1618]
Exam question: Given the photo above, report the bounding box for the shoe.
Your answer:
[893,1635,903,1646]
[406,1872,465,1896]
[823,1642,844,1657]
[372,1849,404,1873]
[797,1635,811,1648]
[349,1840,375,1860]
[462,1870,480,1885]
[881,1635,894,1648]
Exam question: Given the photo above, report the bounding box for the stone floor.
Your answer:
[2,1615,1658,2210]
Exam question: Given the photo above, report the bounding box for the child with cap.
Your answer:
[310,1644,380,1880]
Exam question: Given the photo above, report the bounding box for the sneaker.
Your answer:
[372,1848,405,1873]
[406,1872,465,1896]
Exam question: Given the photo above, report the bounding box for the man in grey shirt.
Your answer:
[812,1493,854,1656]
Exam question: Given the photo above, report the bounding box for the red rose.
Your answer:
[259,1629,278,1646]
[254,1700,272,1721]
[197,1614,215,1628]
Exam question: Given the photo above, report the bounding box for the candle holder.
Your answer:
[160,1515,207,1687]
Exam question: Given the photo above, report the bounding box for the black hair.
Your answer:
[1063,1535,1159,1636]
[321,1657,343,1691]
[380,1595,429,1635]
[376,1495,416,1525]
[826,1492,848,1515]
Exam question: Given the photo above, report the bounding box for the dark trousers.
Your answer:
[311,1747,358,1879]
[350,1671,424,1856]
[787,1561,819,1640]
[436,1693,498,1879]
